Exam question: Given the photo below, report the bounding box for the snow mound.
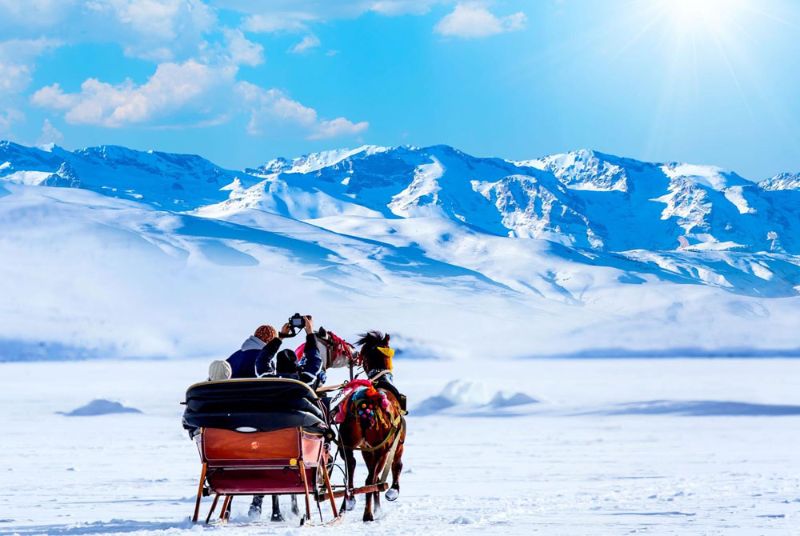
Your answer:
[59,399,142,417]
[415,380,538,416]
[488,391,539,408]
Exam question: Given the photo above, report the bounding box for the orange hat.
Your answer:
[254,324,277,343]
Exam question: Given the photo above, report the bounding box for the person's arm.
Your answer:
[297,316,323,385]
[254,338,281,377]
[255,323,290,377]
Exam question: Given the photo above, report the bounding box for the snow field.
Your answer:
[2,358,799,535]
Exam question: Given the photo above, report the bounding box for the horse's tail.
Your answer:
[357,407,372,433]
[348,385,391,432]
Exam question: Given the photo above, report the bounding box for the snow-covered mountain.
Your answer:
[243,145,799,254]
[1,140,799,360]
[761,171,800,191]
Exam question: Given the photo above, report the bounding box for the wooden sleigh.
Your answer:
[183,378,341,525]
[182,332,403,527]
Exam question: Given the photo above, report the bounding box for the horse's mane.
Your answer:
[356,330,387,349]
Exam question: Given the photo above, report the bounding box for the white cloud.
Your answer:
[221,28,264,66]
[290,35,321,54]
[31,61,368,140]
[237,83,317,134]
[237,81,368,140]
[0,38,60,136]
[435,2,526,38]
[27,43,368,140]
[7,2,372,140]
[236,0,441,33]
[0,0,78,31]
[368,0,438,16]
[89,0,217,61]
[0,1,216,62]
[196,27,264,67]
[0,62,33,97]
[309,117,369,140]
[32,60,236,127]
[0,0,440,62]
[37,118,64,145]
[0,108,23,134]
[241,12,317,33]
[0,38,61,96]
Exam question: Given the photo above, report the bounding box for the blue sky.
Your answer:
[1,0,799,179]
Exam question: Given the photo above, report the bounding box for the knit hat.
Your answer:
[254,324,277,343]
[208,360,232,381]
[276,349,298,374]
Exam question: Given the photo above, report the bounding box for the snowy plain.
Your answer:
[2,357,800,536]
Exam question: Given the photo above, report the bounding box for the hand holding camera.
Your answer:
[278,322,292,339]
[286,313,313,337]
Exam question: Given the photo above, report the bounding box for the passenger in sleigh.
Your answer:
[260,315,327,389]
[357,331,407,412]
[207,323,285,380]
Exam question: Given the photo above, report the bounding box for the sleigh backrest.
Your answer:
[182,378,327,435]
[199,426,324,495]
[201,427,323,467]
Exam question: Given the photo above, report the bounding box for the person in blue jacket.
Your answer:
[208,323,288,380]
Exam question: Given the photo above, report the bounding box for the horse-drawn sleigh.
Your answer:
[181,329,406,525]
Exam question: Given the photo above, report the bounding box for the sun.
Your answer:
[655,0,750,36]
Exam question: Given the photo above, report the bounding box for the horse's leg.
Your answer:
[248,494,263,519]
[371,452,387,510]
[363,461,376,522]
[343,447,357,511]
[374,447,395,512]
[270,495,284,522]
[386,444,404,501]
[372,455,383,513]
[291,494,299,516]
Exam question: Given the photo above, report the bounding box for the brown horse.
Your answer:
[340,331,406,522]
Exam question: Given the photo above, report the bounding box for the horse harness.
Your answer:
[348,411,405,486]
[357,412,405,453]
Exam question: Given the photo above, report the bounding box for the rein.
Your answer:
[369,369,392,383]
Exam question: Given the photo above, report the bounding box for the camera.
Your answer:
[289,313,306,329]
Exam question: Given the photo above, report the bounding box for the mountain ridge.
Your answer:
[3,139,799,254]
[1,139,799,359]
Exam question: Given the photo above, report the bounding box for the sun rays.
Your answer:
[612,0,794,160]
